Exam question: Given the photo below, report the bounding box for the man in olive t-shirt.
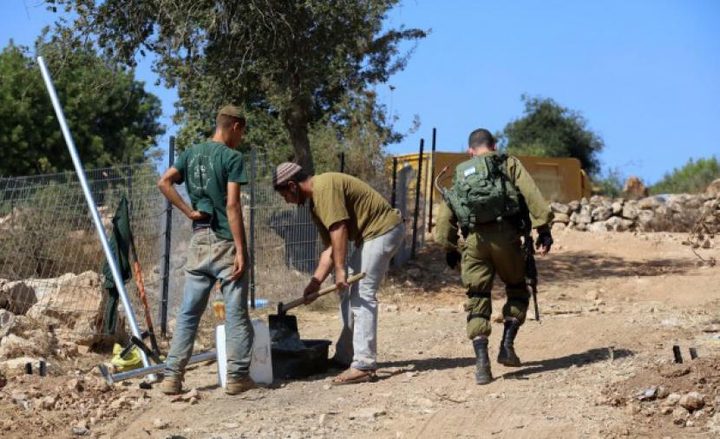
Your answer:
[157,105,254,395]
[272,163,405,384]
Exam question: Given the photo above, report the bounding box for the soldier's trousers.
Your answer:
[461,221,529,339]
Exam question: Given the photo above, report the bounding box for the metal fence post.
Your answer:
[411,138,424,259]
[428,128,436,233]
[37,56,152,371]
[391,157,398,208]
[160,136,175,337]
[249,149,257,309]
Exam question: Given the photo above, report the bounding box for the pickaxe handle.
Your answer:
[280,273,366,313]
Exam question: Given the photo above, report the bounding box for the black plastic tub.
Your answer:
[272,339,332,379]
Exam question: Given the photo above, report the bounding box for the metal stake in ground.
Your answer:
[37,56,152,373]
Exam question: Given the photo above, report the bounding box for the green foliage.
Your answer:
[0,30,164,176]
[651,157,720,194]
[49,0,426,172]
[499,95,604,175]
[595,167,624,198]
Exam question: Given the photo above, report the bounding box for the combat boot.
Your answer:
[472,336,492,385]
[497,318,521,367]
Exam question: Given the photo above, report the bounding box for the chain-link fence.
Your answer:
[0,165,166,346]
[0,148,431,350]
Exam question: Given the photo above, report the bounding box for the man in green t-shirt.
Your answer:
[157,105,253,395]
[272,163,405,384]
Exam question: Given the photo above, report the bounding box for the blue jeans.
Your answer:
[165,229,253,379]
[334,223,405,370]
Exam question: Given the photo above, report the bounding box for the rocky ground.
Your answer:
[1,228,719,438]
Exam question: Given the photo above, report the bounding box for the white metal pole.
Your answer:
[37,56,152,372]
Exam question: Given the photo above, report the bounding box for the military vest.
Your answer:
[441,153,521,235]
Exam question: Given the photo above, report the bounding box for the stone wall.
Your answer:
[550,193,720,234]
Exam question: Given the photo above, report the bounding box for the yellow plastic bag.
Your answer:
[110,343,143,372]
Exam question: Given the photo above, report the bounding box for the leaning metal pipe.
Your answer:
[37,56,152,371]
[98,351,216,384]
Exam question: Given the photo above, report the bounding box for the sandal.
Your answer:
[331,367,377,385]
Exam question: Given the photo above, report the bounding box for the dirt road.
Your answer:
[4,229,720,438]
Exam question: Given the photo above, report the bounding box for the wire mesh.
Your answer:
[0,151,428,348]
[0,165,165,343]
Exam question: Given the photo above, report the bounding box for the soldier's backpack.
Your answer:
[440,153,521,236]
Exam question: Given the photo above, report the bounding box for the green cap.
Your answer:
[217,104,244,119]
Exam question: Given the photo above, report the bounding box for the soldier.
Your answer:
[434,128,553,384]
[156,105,254,395]
[272,163,405,384]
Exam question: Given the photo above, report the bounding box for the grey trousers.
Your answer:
[334,223,405,370]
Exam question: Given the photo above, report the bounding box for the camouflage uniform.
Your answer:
[434,152,553,339]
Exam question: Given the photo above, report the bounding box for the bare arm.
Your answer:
[157,168,207,221]
[226,181,246,281]
[329,220,349,288]
[313,246,334,283]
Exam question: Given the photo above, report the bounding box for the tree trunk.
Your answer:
[283,98,315,174]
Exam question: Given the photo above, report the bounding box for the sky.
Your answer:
[1,0,719,184]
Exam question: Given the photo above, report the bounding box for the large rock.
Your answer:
[611,201,624,215]
[638,196,661,210]
[0,280,37,315]
[568,200,581,213]
[605,216,634,232]
[637,209,655,230]
[622,202,639,220]
[550,202,571,215]
[679,392,705,412]
[623,176,649,199]
[27,271,105,346]
[706,178,720,197]
[552,213,570,224]
[570,211,592,225]
[587,222,609,233]
[591,206,613,222]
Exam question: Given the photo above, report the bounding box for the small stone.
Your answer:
[350,407,386,419]
[673,407,689,425]
[71,425,89,436]
[679,392,705,411]
[318,414,326,425]
[637,387,657,401]
[586,290,599,301]
[661,406,673,415]
[656,386,670,399]
[322,384,332,390]
[40,395,57,410]
[181,388,199,401]
[625,403,641,415]
[67,377,84,392]
[152,418,169,430]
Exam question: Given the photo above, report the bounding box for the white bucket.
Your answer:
[216,319,273,387]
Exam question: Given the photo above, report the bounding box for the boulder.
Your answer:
[611,201,624,215]
[638,196,661,210]
[706,178,720,197]
[637,210,655,230]
[587,222,610,233]
[605,216,634,232]
[568,200,581,213]
[622,202,639,220]
[570,211,592,225]
[591,206,613,222]
[550,202,571,215]
[27,271,105,346]
[0,281,37,315]
[623,176,649,199]
[552,213,570,224]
